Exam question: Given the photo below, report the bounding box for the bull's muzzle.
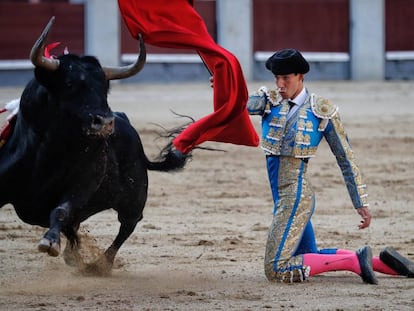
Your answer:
[88,115,115,137]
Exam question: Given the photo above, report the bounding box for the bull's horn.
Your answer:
[30,16,60,71]
[103,34,146,80]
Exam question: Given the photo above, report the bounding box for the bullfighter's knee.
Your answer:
[264,257,310,283]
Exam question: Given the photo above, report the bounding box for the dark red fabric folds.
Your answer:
[118,0,259,153]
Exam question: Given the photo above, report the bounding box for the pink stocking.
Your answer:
[372,257,398,275]
[303,253,361,276]
[336,249,398,275]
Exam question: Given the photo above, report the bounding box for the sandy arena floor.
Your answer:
[0,80,413,310]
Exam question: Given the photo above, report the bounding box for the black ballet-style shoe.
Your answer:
[356,246,378,285]
[380,247,414,278]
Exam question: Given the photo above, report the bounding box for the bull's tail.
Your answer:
[144,115,193,172]
[145,143,191,172]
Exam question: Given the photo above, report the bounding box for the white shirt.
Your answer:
[286,87,307,119]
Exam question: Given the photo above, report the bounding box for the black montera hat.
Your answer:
[265,49,310,75]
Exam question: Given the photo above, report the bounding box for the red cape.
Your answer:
[118,0,259,153]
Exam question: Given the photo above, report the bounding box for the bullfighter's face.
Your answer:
[274,73,304,100]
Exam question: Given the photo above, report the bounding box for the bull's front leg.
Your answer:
[38,202,71,257]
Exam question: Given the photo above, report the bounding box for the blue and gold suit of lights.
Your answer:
[247,87,369,282]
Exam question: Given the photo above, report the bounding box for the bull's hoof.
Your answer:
[38,238,61,257]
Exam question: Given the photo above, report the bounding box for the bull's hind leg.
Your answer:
[38,203,71,257]
[105,215,142,264]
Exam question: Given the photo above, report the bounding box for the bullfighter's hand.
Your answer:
[357,206,372,229]
[209,76,214,88]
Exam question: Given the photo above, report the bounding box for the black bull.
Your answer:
[0,17,188,273]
